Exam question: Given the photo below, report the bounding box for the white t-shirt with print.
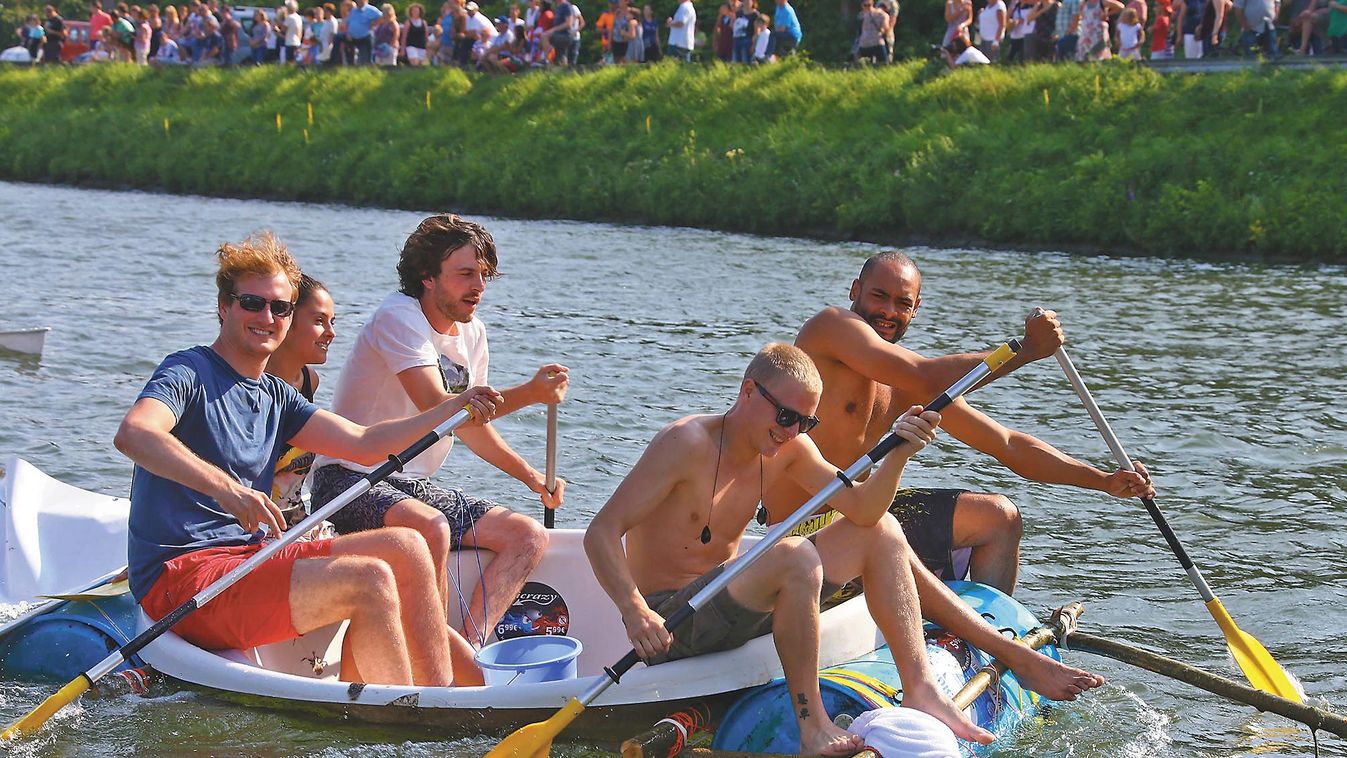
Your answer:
[314,291,490,479]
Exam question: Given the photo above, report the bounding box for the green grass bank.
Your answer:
[2,62,1344,260]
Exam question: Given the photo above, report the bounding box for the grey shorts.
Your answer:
[309,464,498,548]
[642,554,842,666]
[890,487,973,581]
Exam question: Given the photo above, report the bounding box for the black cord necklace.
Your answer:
[703,413,763,544]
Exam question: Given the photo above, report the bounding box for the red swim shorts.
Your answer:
[140,539,334,651]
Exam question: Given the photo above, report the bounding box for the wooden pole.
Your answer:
[1067,631,1347,739]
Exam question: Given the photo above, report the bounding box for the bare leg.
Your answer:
[909,553,1105,700]
[292,528,456,686]
[815,516,994,745]
[725,537,864,756]
[450,629,485,686]
[289,552,413,685]
[951,492,1021,594]
[339,629,364,683]
[458,508,548,645]
[383,499,453,614]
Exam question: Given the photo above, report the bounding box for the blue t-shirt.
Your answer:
[774,2,801,42]
[127,346,317,600]
[554,1,574,28]
[347,3,382,38]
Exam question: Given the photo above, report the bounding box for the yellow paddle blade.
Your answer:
[1205,598,1303,703]
[39,579,131,601]
[1,676,91,742]
[485,697,587,758]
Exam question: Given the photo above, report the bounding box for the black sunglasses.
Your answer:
[228,292,295,318]
[753,380,820,434]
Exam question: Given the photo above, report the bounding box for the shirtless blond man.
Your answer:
[588,343,1000,756]
[786,250,1154,594]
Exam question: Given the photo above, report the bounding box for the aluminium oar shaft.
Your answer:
[544,404,558,529]
[2,407,475,743]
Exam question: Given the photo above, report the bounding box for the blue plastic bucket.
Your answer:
[474,635,583,686]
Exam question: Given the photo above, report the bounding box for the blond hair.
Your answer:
[744,343,822,395]
[215,231,302,309]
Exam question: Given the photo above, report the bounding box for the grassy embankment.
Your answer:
[1,62,1344,260]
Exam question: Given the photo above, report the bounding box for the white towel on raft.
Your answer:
[847,707,961,758]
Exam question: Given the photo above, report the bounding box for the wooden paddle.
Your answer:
[0,406,478,744]
[1053,347,1302,702]
[484,338,1023,758]
[0,566,128,643]
[544,403,558,529]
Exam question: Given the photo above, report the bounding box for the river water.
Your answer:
[0,180,1344,757]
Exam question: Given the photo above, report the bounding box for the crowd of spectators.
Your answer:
[9,0,1345,69]
[8,0,812,68]
[935,0,1347,66]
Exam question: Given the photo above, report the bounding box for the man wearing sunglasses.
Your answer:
[779,250,1154,596]
[588,344,1067,755]
[116,233,502,687]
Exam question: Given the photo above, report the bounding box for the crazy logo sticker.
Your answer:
[496,581,571,640]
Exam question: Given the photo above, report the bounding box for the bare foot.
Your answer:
[799,720,866,756]
[1004,647,1105,701]
[901,685,995,745]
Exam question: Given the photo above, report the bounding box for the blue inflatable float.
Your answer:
[0,593,142,681]
[711,581,1058,754]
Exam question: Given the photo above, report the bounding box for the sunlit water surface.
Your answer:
[1,181,1344,757]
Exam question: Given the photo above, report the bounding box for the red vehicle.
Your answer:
[60,20,92,61]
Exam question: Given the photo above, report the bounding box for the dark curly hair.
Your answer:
[397,214,500,298]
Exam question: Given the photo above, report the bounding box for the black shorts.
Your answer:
[858,44,885,61]
[550,31,572,57]
[642,546,842,665]
[612,40,629,59]
[310,464,498,547]
[889,487,970,580]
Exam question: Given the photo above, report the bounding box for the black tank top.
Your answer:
[406,18,427,47]
[298,365,315,401]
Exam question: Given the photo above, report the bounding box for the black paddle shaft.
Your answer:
[1139,496,1198,571]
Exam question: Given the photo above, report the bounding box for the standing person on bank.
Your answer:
[42,6,66,63]
[772,0,800,55]
[857,0,890,61]
[1234,0,1278,55]
[666,0,696,60]
[977,0,1007,59]
[402,3,429,63]
[346,0,381,63]
[641,3,661,59]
